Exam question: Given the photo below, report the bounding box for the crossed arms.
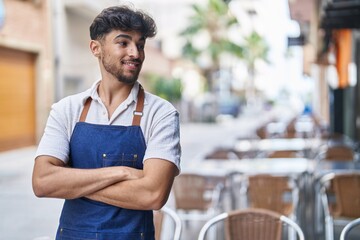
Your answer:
[32,155,178,210]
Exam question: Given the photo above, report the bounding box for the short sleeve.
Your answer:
[35,101,71,163]
[143,110,181,173]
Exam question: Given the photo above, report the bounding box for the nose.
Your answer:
[128,44,139,58]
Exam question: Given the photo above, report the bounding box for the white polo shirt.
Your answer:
[36,80,181,172]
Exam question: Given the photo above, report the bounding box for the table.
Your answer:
[183,157,311,176]
[234,138,322,152]
[234,138,323,158]
[314,160,360,176]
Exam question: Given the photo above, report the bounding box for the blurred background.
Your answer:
[1,0,360,239]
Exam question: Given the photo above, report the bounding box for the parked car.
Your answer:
[218,96,241,118]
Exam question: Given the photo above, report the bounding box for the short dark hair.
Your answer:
[90,5,157,40]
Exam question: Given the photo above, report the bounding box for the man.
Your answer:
[32,5,181,239]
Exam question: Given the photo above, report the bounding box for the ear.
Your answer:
[90,40,101,58]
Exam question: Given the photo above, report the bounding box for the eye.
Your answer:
[118,41,128,47]
[137,44,145,51]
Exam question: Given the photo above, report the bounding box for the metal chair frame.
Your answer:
[340,217,360,240]
[154,206,182,240]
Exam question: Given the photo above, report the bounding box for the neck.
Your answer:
[98,79,133,111]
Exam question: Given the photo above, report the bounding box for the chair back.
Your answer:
[324,145,355,161]
[256,125,268,139]
[154,209,164,240]
[285,118,297,138]
[247,174,296,216]
[329,173,360,218]
[205,147,240,160]
[225,209,282,240]
[154,206,182,240]
[320,172,360,240]
[197,208,305,240]
[267,150,300,158]
[173,173,223,211]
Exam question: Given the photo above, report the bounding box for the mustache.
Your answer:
[123,58,142,64]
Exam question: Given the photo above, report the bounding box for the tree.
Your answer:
[180,0,243,92]
[241,31,270,106]
[145,73,182,103]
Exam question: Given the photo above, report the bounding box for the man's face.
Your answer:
[99,30,146,84]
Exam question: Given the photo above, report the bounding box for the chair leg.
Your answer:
[208,223,217,240]
[315,182,324,234]
[288,215,297,240]
[288,224,297,240]
[325,216,334,240]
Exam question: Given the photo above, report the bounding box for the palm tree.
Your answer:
[180,0,243,92]
[242,31,270,106]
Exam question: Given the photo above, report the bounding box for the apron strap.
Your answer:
[78,84,145,125]
[132,84,145,126]
[79,97,92,122]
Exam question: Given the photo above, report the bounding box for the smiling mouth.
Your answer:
[122,60,141,69]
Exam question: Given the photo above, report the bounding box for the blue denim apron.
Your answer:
[56,86,154,240]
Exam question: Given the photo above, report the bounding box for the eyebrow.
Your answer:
[114,34,146,42]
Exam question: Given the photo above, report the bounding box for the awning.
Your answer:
[321,0,360,29]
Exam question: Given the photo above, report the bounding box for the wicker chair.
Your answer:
[324,145,355,161]
[319,172,360,240]
[256,125,269,139]
[197,208,305,240]
[154,206,182,240]
[267,150,301,158]
[204,147,241,160]
[246,174,299,218]
[316,144,356,162]
[340,217,360,240]
[172,173,225,221]
[283,117,299,139]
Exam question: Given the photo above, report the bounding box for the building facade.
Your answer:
[0,0,53,151]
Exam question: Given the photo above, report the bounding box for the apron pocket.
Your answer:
[57,227,97,240]
[102,153,139,168]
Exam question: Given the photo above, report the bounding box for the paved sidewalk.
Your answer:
[0,147,63,240]
[0,109,276,240]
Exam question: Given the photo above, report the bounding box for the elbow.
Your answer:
[146,191,169,210]
[32,182,46,198]
[149,200,165,211]
[32,176,50,198]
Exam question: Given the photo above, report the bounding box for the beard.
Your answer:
[102,57,141,85]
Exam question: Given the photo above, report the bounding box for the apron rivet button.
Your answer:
[103,153,106,158]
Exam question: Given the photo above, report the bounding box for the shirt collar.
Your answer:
[85,80,144,106]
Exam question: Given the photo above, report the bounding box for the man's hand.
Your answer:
[86,158,178,210]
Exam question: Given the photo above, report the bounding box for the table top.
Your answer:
[313,160,360,177]
[183,158,311,176]
[234,138,323,152]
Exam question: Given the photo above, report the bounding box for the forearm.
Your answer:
[32,156,142,199]
[86,159,178,210]
[86,177,170,210]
